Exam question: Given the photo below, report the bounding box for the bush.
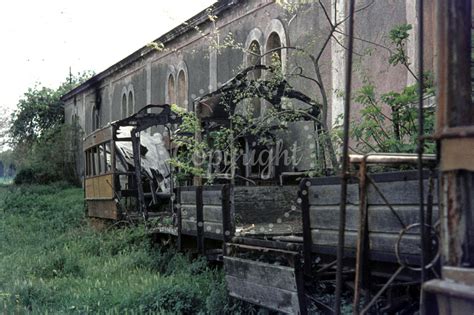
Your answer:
[11,122,82,186]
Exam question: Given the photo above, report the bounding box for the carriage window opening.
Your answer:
[85,150,90,176]
[99,144,106,174]
[94,147,100,176]
[90,148,95,176]
[105,142,111,173]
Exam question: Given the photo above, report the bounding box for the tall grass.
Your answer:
[0,183,246,314]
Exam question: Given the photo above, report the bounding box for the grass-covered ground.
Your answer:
[0,182,248,314]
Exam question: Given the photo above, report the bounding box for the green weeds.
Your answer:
[0,183,242,314]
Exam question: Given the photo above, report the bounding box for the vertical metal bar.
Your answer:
[353,158,369,314]
[360,266,405,315]
[417,1,426,313]
[300,179,313,277]
[196,186,205,255]
[131,130,148,221]
[335,0,356,313]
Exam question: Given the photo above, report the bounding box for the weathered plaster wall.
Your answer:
[63,0,435,176]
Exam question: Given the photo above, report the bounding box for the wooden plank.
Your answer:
[311,229,421,255]
[180,189,222,205]
[234,186,299,201]
[181,205,223,222]
[181,219,223,236]
[222,184,235,241]
[309,205,359,231]
[97,174,114,199]
[307,183,359,205]
[87,200,118,220]
[224,256,298,292]
[83,126,113,150]
[234,186,300,224]
[309,205,439,233]
[367,179,438,205]
[85,178,94,198]
[225,275,300,314]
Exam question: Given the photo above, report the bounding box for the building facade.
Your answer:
[62,0,435,179]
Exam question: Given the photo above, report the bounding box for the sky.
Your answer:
[0,0,215,112]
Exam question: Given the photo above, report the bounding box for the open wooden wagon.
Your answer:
[167,163,438,314]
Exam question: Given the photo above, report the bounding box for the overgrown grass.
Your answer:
[0,183,246,314]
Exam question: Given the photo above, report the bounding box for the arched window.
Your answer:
[245,40,262,117]
[121,93,127,118]
[177,70,187,110]
[128,90,134,116]
[266,32,282,68]
[167,74,176,104]
[247,40,262,80]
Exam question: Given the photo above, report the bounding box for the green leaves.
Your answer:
[348,80,435,154]
[388,24,412,67]
[10,71,93,145]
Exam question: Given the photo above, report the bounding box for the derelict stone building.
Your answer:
[62,0,435,179]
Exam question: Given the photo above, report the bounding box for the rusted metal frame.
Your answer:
[316,260,337,274]
[425,168,436,269]
[308,295,334,315]
[349,153,436,165]
[335,0,356,312]
[436,0,474,268]
[195,186,205,255]
[417,1,427,312]
[353,157,371,314]
[425,126,474,140]
[130,130,148,221]
[360,266,405,315]
[300,179,313,277]
[365,175,406,229]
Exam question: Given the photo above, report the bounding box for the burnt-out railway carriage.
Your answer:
[84,105,180,221]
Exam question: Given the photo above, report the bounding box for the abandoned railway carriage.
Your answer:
[59,0,462,313]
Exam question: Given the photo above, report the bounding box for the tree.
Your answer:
[9,71,93,184]
[344,24,436,154]
[10,71,93,145]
